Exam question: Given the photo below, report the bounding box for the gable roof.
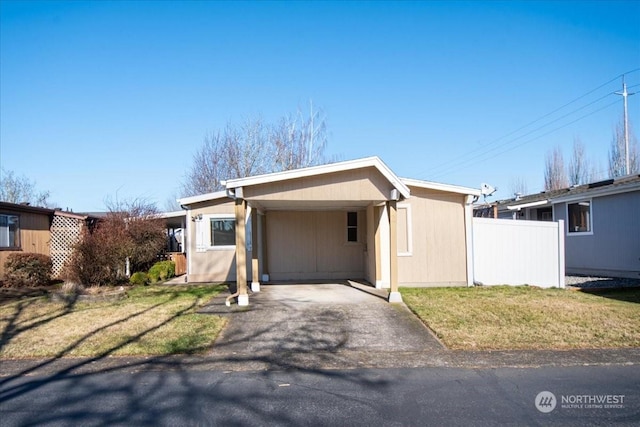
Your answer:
[225,156,411,199]
[497,174,640,210]
[401,178,481,196]
[177,190,228,207]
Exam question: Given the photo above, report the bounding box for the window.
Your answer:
[567,200,591,234]
[347,212,358,242]
[537,207,553,221]
[0,214,20,248]
[210,218,235,246]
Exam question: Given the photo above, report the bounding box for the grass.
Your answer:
[0,284,228,358]
[402,286,640,350]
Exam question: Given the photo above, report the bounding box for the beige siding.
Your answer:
[266,210,366,281]
[0,211,51,278]
[243,167,394,203]
[397,205,409,254]
[365,204,376,284]
[399,187,468,286]
[187,199,238,282]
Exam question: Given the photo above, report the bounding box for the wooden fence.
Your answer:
[168,252,187,276]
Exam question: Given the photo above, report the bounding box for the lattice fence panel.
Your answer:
[50,215,83,278]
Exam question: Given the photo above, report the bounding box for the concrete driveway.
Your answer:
[201,283,445,370]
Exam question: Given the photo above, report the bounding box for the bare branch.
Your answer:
[568,137,592,186]
[509,177,528,196]
[181,104,331,197]
[609,120,639,178]
[0,168,51,207]
[544,146,568,191]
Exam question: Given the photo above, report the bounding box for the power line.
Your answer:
[437,91,616,174]
[425,90,620,178]
[428,98,620,180]
[421,69,640,179]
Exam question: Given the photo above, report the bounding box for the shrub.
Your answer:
[3,253,52,287]
[148,261,175,283]
[65,227,125,286]
[129,271,149,286]
[65,198,167,286]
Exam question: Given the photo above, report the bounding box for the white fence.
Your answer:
[472,218,565,288]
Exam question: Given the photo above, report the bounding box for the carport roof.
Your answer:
[177,157,482,208]
[225,156,411,199]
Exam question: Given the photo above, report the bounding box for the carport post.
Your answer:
[235,198,249,305]
[388,200,402,303]
[251,208,260,292]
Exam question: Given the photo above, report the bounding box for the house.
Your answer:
[0,201,97,279]
[158,210,188,276]
[490,174,640,279]
[177,157,480,304]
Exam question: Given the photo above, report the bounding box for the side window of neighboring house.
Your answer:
[0,214,20,248]
[347,212,358,242]
[537,207,553,221]
[210,218,236,247]
[567,200,592,233]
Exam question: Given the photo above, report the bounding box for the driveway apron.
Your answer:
[201,283,444,370]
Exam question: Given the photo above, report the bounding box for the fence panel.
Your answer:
[472,218,565,288]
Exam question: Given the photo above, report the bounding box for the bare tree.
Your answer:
[272,102,328,171]
[568,137,596,186]
[544,146,568,191]
[609,121,639,178]
[509,176,528,197]
[0,168,51,206]
[164,191,182,212]
[181,104,331,197]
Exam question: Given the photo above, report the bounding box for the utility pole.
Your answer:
[615,75,636,175]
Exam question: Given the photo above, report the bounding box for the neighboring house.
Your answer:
[158,210,188,276]
[0,202,97,279]
[489,174,640,279]
[177,157,480,304]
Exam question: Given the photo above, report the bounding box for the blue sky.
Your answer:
[1,1,639,212]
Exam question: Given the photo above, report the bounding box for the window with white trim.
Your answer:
[567,200,591,234]
[0,214,20,249]
[210,218,236,247]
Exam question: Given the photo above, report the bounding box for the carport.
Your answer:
[223,158,410,306]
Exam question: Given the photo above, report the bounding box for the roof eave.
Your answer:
[550,181,640,204]
[177,190,229,207]
[401,178,481,196]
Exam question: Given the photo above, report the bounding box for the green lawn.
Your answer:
[402,286,640,350]
[0,284,227,358]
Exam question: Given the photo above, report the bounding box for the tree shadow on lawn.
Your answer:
[0,284,392,426]
[0,284,59,306]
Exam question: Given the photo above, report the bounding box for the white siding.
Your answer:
[472,218,565,288]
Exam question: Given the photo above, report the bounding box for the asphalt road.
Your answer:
[1,364,638,426]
